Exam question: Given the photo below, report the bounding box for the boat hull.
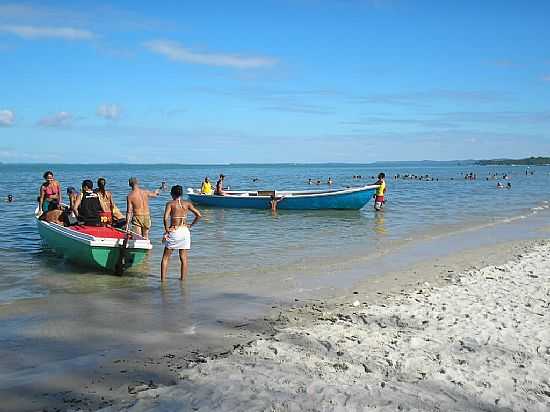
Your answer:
[188,186,377,210]
[37,220,151,273]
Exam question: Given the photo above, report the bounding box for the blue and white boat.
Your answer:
[186,185,378,210]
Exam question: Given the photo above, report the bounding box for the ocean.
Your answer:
[1,162,549,304]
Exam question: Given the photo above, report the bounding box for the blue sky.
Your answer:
[1,0,549,163]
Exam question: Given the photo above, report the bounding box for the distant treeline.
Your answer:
[476,156,550,166]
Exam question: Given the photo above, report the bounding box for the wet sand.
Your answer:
[102,239,550,412]
[1,210,549,411]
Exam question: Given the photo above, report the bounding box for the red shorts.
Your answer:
[375,196,384,202]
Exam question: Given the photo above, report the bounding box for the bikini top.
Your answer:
[43,182,59,197]
[172,199,185,223]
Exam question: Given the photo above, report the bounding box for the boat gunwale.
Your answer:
[188,184,379,199]
[36,219,153,250]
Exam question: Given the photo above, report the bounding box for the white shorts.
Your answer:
[164,226,191,250]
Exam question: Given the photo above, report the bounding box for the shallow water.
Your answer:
[0,163,549,304]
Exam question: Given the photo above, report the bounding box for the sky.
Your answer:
[1,0,549,163]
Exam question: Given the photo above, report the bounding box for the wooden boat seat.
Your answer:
[257,190,275,197]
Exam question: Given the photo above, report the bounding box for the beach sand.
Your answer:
[101,240,550,412]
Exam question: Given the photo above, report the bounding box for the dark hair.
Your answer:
[219,174,225,179]
[66,186,77,195]
[43,171,54,180]
[129,177,138,187]
[97,177,106,188]
[378,172,385,179]
[82,179,93,190]
[171,185,183,198]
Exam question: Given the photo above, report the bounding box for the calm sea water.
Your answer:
[1,163,549,304]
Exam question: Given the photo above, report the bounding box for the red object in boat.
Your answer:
[71,225,127,239]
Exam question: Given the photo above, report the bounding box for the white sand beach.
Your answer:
[103,240,550,412]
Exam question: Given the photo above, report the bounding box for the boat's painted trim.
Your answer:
[36,220,152,250]
[187,185,378,210]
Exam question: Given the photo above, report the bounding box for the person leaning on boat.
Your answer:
[95,177,125,227]
[373,172,386,211]
[39,171,62,213]
[125,177,160,240]
[161,185,202,281]
[39,200,65,225]
[73,180,103,226]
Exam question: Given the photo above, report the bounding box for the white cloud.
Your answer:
[38,111,72,127]
[0,109,15,126]
[97,104,121,120]
[144,40,277,69]
[0,25,95,40]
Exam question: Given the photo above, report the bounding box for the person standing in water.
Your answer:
[161,185,202,281]
[39,171,62,213]
[373,172,386,211]
[125,177,160,239]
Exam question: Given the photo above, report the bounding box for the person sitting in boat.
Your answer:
[327,177,333,185]
[39,171,62,214]
[39,200,65,225]
[215,174,226,196]
[200,176,214,195]
[95,177,126,227]
[373,172,386,211]
[161,185,202,281]
[73,180,102,226]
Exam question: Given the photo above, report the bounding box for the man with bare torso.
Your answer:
[125,177,160,239]
[161,185,202,281]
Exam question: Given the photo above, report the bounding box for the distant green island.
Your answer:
[476,156,550,166]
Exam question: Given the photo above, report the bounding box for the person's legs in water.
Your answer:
[178,249,188,280]
[160,247,172,281]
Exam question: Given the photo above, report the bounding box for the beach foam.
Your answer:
[103,241,550,412]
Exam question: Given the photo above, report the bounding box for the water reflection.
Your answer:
[374,212,386,235]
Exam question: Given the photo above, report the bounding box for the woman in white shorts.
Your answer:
[161,185,202,281]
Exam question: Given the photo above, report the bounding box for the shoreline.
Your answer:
[1,211,549,411]
[102,239,550,411]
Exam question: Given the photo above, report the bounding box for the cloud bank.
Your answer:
[144,40,277,69]
[0,109,15,126]
[0,25,95,40]
[97,104,121,120]
[38,111,72,127]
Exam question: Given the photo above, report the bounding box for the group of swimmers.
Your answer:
[307,178,334,185]
[393,174,438,181]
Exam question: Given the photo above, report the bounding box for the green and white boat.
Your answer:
[36,216,152,274]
